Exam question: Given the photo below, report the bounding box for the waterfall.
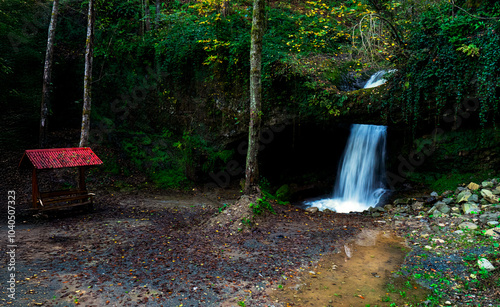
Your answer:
[306,124,387,213]
[363,70,395,89]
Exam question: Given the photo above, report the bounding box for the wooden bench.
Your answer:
[33,190,95,212]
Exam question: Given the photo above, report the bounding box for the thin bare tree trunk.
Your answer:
[155,0,160,30]
[145,0,151,32]
[244,0,265,195]
[40,0,59,148]
[79,0,94,147]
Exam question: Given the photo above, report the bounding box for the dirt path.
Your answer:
[1,191,384,307]
[273,228,429,306]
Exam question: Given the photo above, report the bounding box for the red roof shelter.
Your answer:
[20,148,103,211]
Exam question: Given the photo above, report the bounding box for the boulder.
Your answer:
[467,182,480,190]
[478,258,496,271]
[435,201,451,214]
[457,190,472,203]
[442,198,454,205]
[482,181,494,188]
[481,189,500,204]
[456,187,466,194]
[430,191,439,197]
[469,194,479,203]
[462,202,480,215]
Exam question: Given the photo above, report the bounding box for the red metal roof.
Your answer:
[21,147,103,169]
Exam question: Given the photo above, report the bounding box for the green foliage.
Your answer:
[275,184,291,202]
[386,1,500,132]
[218,203,228,213]
[456,44,480,57]
[121,130,233,188]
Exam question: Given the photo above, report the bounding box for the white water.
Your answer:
[306,124,387,213]
[363,70,396,89]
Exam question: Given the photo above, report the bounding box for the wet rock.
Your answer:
[384,204,393,211]
[477,258,496,271]
[462,202,480,215]
[458,222,479,230]
[467,182,480,190]
[305,207,319,213]
[481,181,494,188]
[457,190,472,203]
[394,198,411,205]
[484,228,500,238]
[481,189,499,204]
[487,221,499,227]
[430,191,439,197]
[372,212,382,218]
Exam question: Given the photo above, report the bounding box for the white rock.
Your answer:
[462,202,480,215]
[458,222,478,230]
[305,207,319,213]
[484,228,500,239]
[478,258,496,271]
[482,181,494,188]
[481,189,499,204]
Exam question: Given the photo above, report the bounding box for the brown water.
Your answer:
[273,229,429,306]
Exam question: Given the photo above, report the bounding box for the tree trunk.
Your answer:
[244,0,265,195]
[79,0,94,147]
[155,0,160,30]
[40,0,59,148]
[145,0,151,32]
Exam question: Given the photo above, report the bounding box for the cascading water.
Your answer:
[306,124,387,213]
[363,70,396,89]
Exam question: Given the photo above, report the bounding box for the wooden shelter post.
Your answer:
[32,168,39,208]
[78,166,87,191]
